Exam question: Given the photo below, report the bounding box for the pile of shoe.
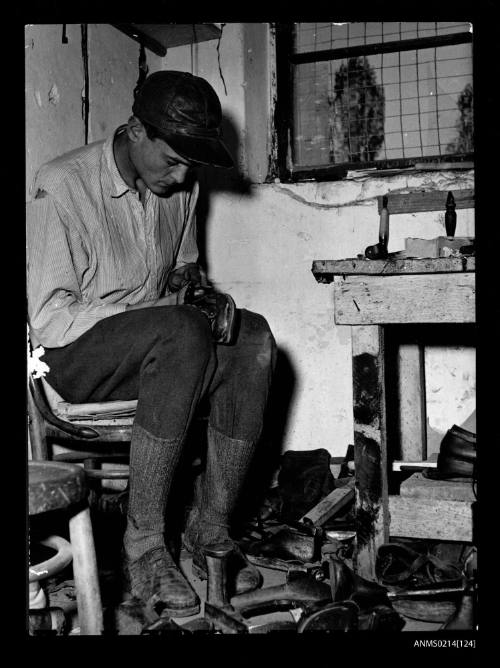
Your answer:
[375,539,476,627]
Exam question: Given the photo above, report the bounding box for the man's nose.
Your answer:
[170,165,189,184]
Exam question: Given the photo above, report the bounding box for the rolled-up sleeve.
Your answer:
[27,197,127,348]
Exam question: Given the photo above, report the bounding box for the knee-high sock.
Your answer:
[124,423,185,561]
[186,425,256,548]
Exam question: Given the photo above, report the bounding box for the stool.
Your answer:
[29,461,103,635]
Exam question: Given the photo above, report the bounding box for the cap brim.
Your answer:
[164,133,234,169]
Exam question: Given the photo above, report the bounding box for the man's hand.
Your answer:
[167,263,210,292]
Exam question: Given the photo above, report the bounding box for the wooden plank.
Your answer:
[112,24,222,56]
[334,273,475,324]
[389,496,473,542]
[300,478,355,526]
[377,189,474,214]
[351,326,389,580]
[399,472,476,502]
[312,256,475,281]
[398,344,427,460]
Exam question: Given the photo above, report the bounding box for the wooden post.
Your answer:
[351,325,390,580]
[397,344,427,460]
[69,506,103,635]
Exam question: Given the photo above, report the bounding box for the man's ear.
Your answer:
[126,116,145,143]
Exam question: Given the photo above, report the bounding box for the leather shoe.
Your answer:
[184,283,239,345]
[123,546,200,617]
[424,425,476,480]
[245,526,319,563]
[191,541,263,596]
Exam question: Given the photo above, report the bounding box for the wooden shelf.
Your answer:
[112,24,222,57]
[312,256,475,282]
[389,473,474,542]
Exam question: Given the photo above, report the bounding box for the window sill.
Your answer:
[280,160,474,184]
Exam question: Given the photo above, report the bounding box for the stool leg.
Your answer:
[69,506,103,635]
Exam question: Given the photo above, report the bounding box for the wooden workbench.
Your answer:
[312,256,475,579]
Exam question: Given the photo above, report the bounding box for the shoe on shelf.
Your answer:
[122,546,200,618]
[424,424,476,480]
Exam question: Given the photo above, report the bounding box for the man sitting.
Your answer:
[27,71,277,617]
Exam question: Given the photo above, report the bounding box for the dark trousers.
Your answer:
[43,305,277,442]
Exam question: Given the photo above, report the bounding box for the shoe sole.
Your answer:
[161,603,201,618]
[149,593,201,618]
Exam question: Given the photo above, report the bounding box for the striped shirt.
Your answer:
[27,126,200,348]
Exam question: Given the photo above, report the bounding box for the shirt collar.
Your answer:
[103,126,134,198]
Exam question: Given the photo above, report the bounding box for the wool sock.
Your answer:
[123,423,185,562]
[192,425,256,547]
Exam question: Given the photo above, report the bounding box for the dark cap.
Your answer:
[132,70,233,168]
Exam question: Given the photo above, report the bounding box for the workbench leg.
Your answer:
[351,325,390,580]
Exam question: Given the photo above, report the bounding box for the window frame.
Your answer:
[273,22,474,183]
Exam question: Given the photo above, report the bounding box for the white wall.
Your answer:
[25,23,476,459]
[25,23,163,198]
[203,174,475,456]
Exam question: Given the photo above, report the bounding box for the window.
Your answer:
[274,22,474,181]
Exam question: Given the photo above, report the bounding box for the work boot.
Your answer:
[123,546,200,618]
[184,282,239,345]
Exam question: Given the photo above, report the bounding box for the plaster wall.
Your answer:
[204,176,475,455]
[25,23,163,198]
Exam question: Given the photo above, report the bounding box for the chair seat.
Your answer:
[54,400,137,422]
[41,377,137,423]
[29,461,88,515]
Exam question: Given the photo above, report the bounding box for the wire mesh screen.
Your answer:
[292,22,473,168]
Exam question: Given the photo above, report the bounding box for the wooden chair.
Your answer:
[28,373,133,482]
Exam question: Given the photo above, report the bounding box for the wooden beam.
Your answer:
[112,24,222,56]
[399,472,476,502]
[334,273,475,324]
[300,478,355,527]
[312,256,475,281]
[112,24,167,56]
[351,326,389,580]
[389,496,473,542]
[377,189,474,215]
